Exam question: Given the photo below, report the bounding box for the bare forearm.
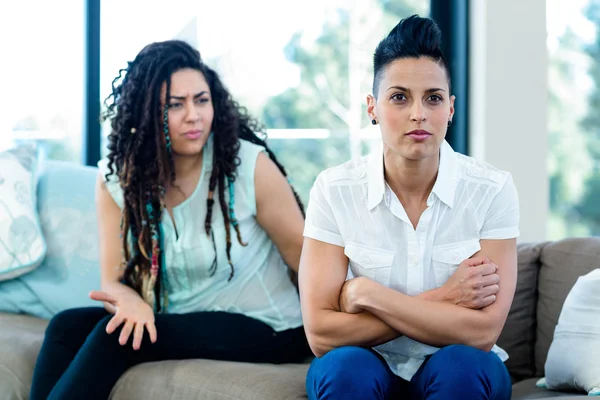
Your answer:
[305,284,446,356]
[360,285,494,350]
[415,286,447,302]
[305,310,400,357]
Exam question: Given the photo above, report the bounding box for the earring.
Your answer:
[164,107,172,153]
[447,119,453,127]
[371,119,377,125]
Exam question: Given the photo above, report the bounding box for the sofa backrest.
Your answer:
[497,242,546,381]
[499,238,600,381]
[0,159,102,318]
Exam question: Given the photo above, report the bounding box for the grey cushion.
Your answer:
[535,238,600,376]
[0,312,310,400]
[498,242,547,381]
[0,313,48,400]
[111,360,309,400]
[512,378,589,399]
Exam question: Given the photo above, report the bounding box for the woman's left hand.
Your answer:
[339,277,369,314]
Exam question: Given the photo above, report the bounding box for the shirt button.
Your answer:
[361,256,371,264]
[453,252,461,262]
[468,166,479,177]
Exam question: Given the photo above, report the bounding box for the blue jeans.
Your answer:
[306,345,512,400]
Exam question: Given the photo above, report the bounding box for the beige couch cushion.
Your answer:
[498,242,547,381]
[536,238,600,376]
[0,313,48,400]
[0,313,310,400]
[111,360,309,400]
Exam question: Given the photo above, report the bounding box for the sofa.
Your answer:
[0,159,597,399]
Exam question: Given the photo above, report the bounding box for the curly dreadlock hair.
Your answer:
[101,40,304,312]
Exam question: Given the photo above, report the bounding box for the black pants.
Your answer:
[30,307,311,400]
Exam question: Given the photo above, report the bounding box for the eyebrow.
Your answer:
[386,86,446,93]
[169,91,209,101]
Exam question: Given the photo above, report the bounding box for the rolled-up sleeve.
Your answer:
[303,173,344,247]
[480,173,520,240]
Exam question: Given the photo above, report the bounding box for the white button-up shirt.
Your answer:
[304,140,520,380]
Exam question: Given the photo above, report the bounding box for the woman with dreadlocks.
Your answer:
[30,40,310,400]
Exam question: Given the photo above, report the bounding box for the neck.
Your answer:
[172,152,204,181]
[383,147,439,205]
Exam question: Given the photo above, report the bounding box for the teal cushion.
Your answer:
[0,160,101,318]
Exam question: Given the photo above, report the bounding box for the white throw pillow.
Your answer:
[0,145,46,281]
[538,268,600,396]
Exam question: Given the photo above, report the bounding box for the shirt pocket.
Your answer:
[431,239,481,287]
[344,243,395,286]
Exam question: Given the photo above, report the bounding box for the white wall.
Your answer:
[469,0,548,243]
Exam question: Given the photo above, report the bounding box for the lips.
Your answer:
[406,129,432,141]
[184,130,202,140]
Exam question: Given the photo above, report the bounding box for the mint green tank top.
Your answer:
[97,135,303,332]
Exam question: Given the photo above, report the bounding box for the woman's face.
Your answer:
[160,68,214,157]
[368,57,454,162]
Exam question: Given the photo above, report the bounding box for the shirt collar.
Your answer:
[366,139,458,211]
[431,140,458,208]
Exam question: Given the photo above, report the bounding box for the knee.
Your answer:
[45,308,95,340]
[430,344,494,372]
[307,347,390,400]
[45,308,112,345]
[421,345,509,391]
[314,346,379,376]
[413,345,511,400]
[88,314,119,343]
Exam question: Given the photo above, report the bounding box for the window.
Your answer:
[100,0,429,204]
[547,0,598,238]
[1,1,85,162]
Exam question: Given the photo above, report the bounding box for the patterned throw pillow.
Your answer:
[0,145,46,281]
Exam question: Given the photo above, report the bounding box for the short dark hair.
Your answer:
[372,15,451,97]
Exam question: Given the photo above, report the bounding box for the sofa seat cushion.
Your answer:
[0,313,48,400]
[111,360,309,400]
[0,313,310,400]
[512,378,589,399]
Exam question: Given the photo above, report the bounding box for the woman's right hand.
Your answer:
[441,256,500,310]
[89,290,157,350]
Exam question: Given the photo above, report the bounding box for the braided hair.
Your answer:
[101,40,304,312]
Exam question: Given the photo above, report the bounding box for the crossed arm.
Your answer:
[298,237,517,357]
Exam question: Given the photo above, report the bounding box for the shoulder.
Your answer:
[238,139,266,163]
[234,139,266,178]
[96,157,124,208]
[454,153,513,189]
[97,158,119,183]
[315,156,370,187]
[452,153,518,216]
